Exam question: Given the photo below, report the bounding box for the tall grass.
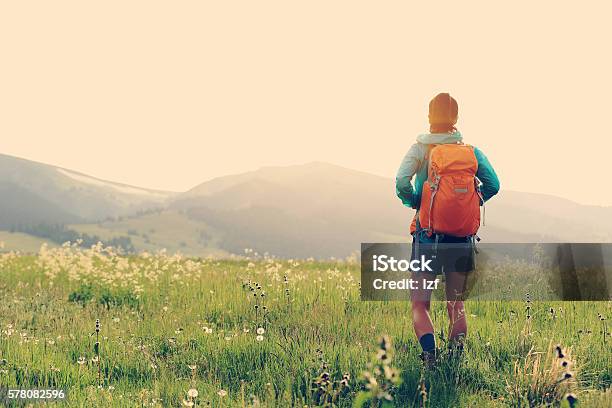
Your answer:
[0,243,610,407]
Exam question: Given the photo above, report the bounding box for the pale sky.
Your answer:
[1,2,611,205]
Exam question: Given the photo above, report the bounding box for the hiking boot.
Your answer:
[448,335,465,360]
[420,350,437,369]
[448,344,464,362]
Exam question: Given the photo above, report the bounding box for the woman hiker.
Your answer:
[395,92,500,366]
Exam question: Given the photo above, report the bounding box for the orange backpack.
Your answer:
[410,143,484,237]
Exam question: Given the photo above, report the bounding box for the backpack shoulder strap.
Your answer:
[426,143,438,163]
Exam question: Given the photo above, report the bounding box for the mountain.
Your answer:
[0,153,175,227]
[168,162,612,257]
[2,155,611,257]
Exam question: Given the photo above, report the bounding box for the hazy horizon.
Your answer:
[2,2,611,205]
[3,150,611,209]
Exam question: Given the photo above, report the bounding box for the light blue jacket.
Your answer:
[395,131,500,209]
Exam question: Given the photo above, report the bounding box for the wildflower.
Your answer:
[340,372,350,387]
[256,327,265,335]
[218,389,227,397]
[187,389,198,398]
[188,364,197,371]
[47,340,55,345]
[182,399,194,407]
[555,345,565,359]
[112,317,120,323]
[256,335,264,341]
[379,335,391,351]
[162,306,169,312]
[77,357,86,365]
[383,365,398,381]
[376,349,389,362]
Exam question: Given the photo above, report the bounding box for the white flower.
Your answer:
[218,389,227,397]
[187,388,198,398]
[182,399,194,407]
[256,327,265,335]
[256,335,264,341]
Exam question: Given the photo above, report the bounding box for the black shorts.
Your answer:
[411,234,475,275]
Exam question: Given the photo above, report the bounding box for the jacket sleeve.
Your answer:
[474,147,500,202]
[395,143,422,208]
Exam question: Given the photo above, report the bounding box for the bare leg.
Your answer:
[410,272,437,339]
[445,271,468,340]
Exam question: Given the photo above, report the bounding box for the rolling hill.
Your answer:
[1,155,611,257]
[168,162,612,257]
[0,153,175,225]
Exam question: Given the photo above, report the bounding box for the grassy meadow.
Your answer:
[0,243,611,407]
